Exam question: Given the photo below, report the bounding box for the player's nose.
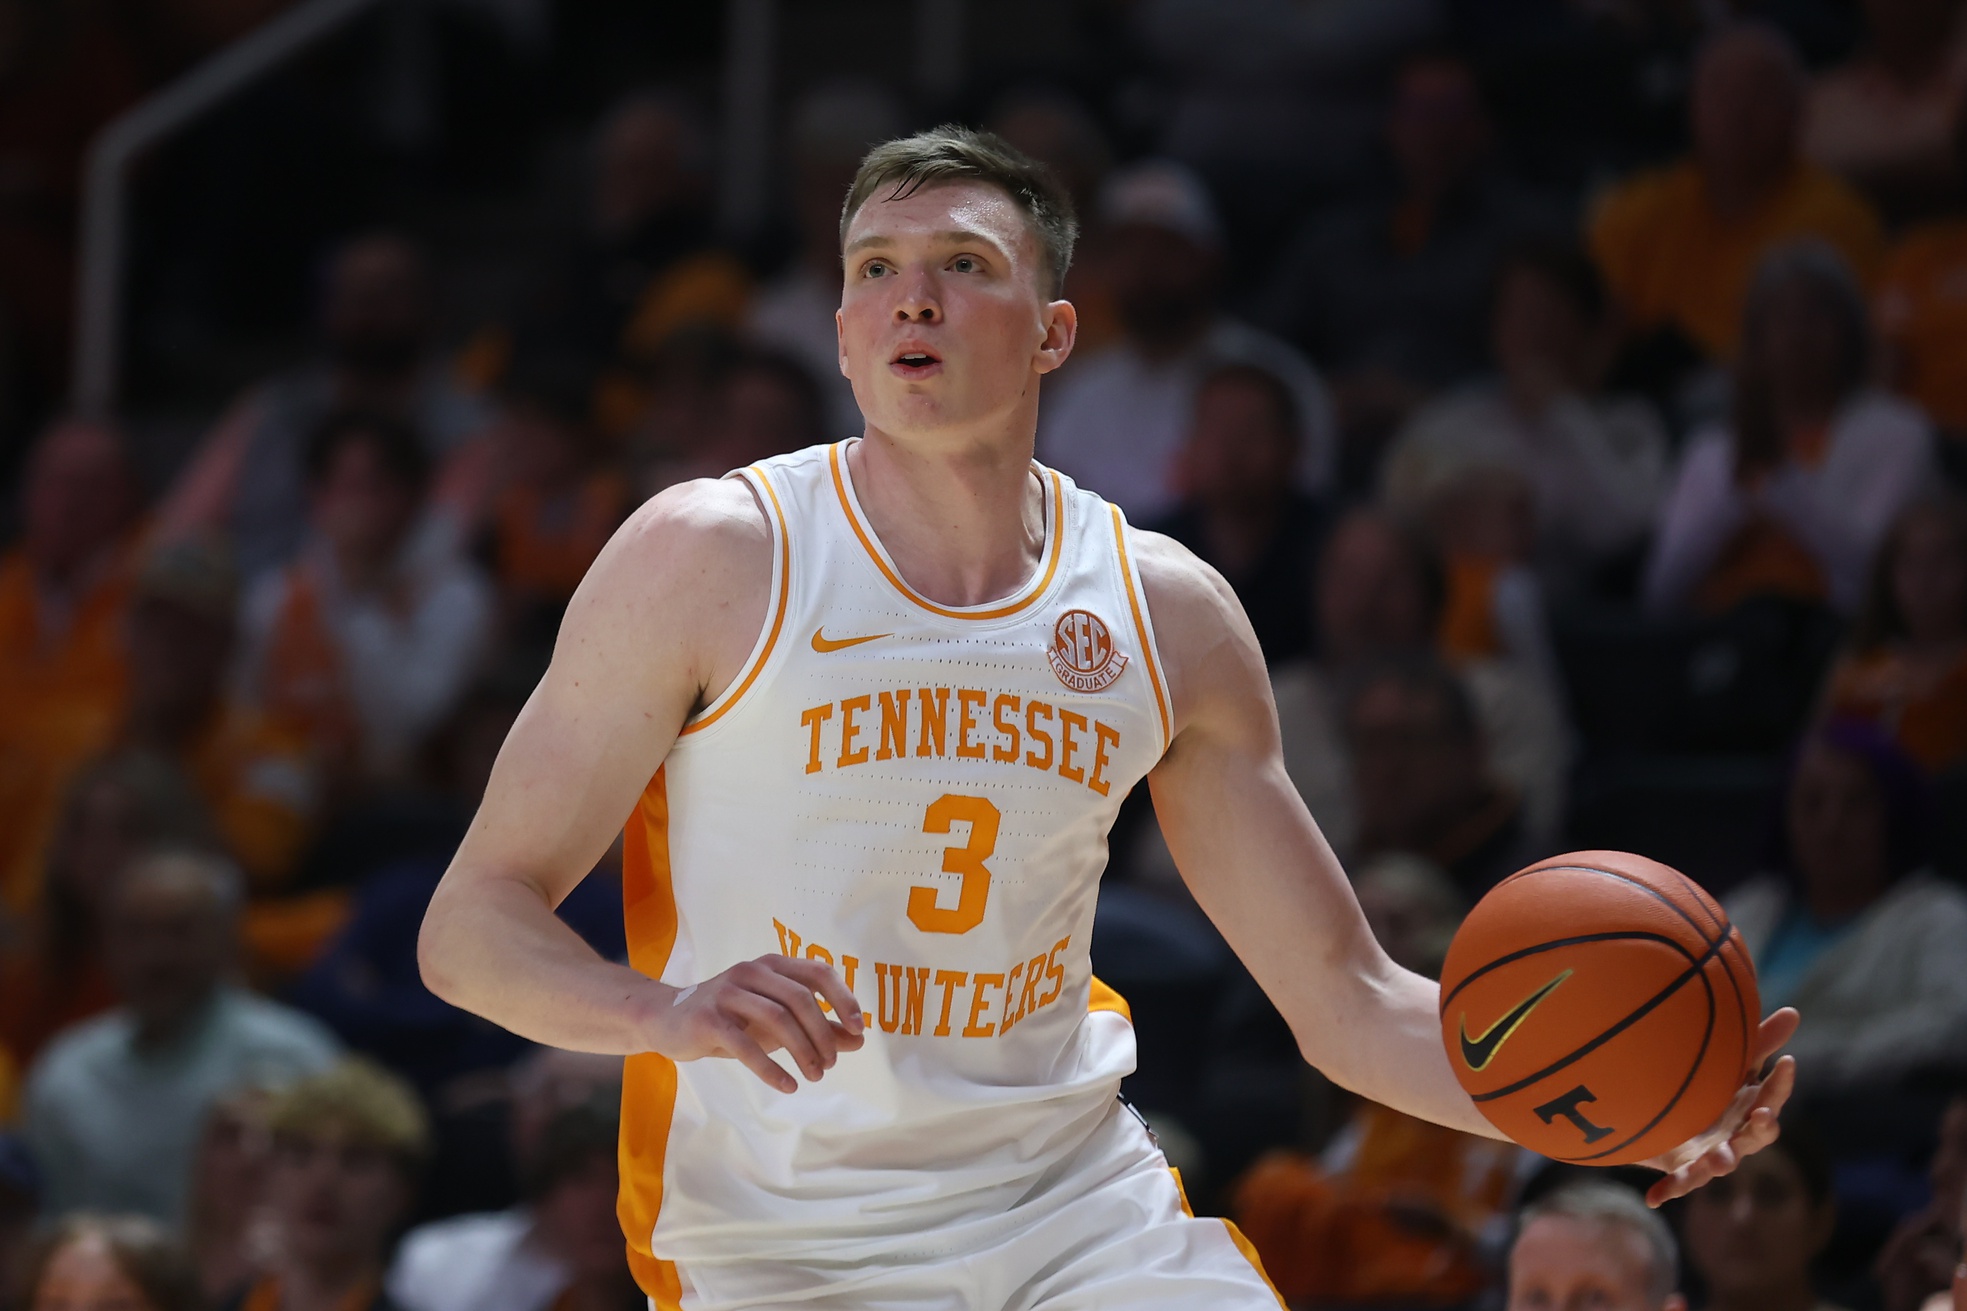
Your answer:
[892,270,941,323]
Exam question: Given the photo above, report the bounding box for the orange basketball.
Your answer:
[1437,850,1761,1166]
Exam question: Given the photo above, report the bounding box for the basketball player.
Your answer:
[418,128,1799,1309]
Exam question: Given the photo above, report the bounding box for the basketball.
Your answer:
[1437,851,1761,1166]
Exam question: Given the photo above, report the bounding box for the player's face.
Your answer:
[837,180,1075,445]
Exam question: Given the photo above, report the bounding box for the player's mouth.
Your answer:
[889,344,943,379]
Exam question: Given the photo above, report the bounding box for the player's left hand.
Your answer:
[1638,1007,1799,1207]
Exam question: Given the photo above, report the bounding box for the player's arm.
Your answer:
[417,479,863,1094]
[1135,530,1795,1203]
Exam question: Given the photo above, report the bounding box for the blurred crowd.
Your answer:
[3,0,1967,1309]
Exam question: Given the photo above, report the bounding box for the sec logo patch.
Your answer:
[1048,609,1129,693]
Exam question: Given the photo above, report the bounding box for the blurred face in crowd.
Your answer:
[1682,1147,1832,1304]
[1786,740,1892,921]
[534,1150,627,1280]
[1317,513,1434,666]
[1745,273,1853,425]
[102,856,235,1039]
[24,421,139,584]
[265,1124,410,1272]
[1354,861,1459,976]
[837,179,1074,445]
[1430,467,1537,565]
[1493,264,1602,399]
[310,434,422,570]
[323,237,428,378]
[1106,223,1217,349]
[1692,30,1803,190]
[191,1093,272,1236]
[27,1232,152,1311]
[126,596,234,741]
[1862,0,1960,58]
[989,97,1110,221]
[1349,675,1485,854]
[593,99,702,241]
[1388,58,1492,197]
[1890,507,1967,644]
[1936,1098,1967,1233]
[1183,374,1298,516]
[52,776,154,922]
[713,363,823,466]
[1509,1215,1683,1311]
[498,401,589,493]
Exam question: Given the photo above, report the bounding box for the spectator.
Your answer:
[1821,498,1967,773]
[1876,104,1967,447]
[0,419,144,915]
[1382,241,1670,599]
[0,751,212,1069]
[1260,51,1567,479]
[0,1135,37,1299]
[230,1060,428,1311]
[186,1089,275,1306]
[22,850,339,1224]
[986,89,1119,355]
[389,1097,639,1311]
[1679,1118,1838,1311]
[1507,1183,1686,1311]
[157,234,493,580]
[743,81,904,441]
[1589,25,1884,371]
[1037,160,1337,521]
[239,412,495,786]
[1804,0,1967,222]
[1147,362,1330,664]
[1725,720,1967,1090]
[1875,1093,1967,1311]
[640,348,829,494]
[1646,244,1936,619]
[14,1214,201,1311]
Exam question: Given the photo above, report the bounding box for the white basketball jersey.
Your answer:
[616,440,1175,1306]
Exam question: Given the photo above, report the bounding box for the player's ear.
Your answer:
[836,307,851,381]
[1034,298,1077,376]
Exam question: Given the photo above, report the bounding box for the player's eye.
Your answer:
[951,256,978,273]
[863,260,889,278]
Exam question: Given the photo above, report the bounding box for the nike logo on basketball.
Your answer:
[1458,969,1572,1072]
[811,628,890,653]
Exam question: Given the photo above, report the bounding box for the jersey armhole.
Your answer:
[678,466,791,735]
[1108,505,1174,754]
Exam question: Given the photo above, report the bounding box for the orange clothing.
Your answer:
[494,471,629,602]
[0,548,132,914]
[0,1043,17,1124]
[1438,556,1506,662]
[1232,1102,1519,1306]
[0,944,115,1069]
[259,567,359,779]
[1878,221,1967,432]
[184,705,318,891]
[1825,646,1967,772]
[1695,515,1830,614]
[1589,160,1884,360]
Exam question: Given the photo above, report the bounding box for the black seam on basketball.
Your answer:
[1469,927,1731,1103]
[1516,864,1727,950]
[1666,863,1726,935]
[1712,928,1751,1063]
[1563,959,1718,1164]
[1439,931,1695,1015]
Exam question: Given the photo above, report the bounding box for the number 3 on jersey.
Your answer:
[910,794,998,934]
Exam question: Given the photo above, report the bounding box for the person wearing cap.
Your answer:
[1036,159,1336,523]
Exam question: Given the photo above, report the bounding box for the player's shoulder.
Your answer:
[1126,526,1266,723]
[590,476,773,595]
[1128,526,1244,630]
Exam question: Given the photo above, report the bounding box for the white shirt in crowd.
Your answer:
[388,1209,570,1311]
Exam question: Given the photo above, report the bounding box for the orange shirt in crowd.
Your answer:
[1589,160,1884,361]
[0,546,133,915]
[183,705,318,892]
[259,567,360,780]
[1232,1101,1520,1306]
[0,1043,16,1123]
[1824,646,1967,773]
[494,470,629,603]
[1878,222,1967,433]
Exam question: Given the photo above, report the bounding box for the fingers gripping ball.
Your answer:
[1438,851,1761,1166]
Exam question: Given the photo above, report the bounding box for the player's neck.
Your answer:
[847,428,1046,609]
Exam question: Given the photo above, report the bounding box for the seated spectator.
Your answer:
[1876,1093,1967,1311]
[1037,160,1336,520]
[22,851,339,1223]
[0,752,212,1068]
[1726,720,1967,1090]
[1507,1183,1686,1311]
[1422,464,1560,691]
[157,233,492,580]
[743,81,904,441]
[1147,362,1330,665]
[389,1097,639,1311]
[0,418,144,914]
[14,1214,200,1311]
[1590,25,1883,371]
[1646,244,1936,618]
[1876,104,1967,445]
[1821,498,1967,773]
[228,1059,428,1311]
[1679,1118,1839,1311]
[1382,241,1670,600]
[643,348,830,495]
[1231,854,1522,1306]
[1259,51,1567,478]
[186,1089,274,1306]
[1804,0,1967,223]
[240,412,495,786]
[0,1135,37,1296]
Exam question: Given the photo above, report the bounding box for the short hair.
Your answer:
[303,409,431,493]
[15,1214,202,1311]
[520,1098,620,1201]
[841,125,1079,297]
[1496,238,1609,324]
[1519,1183,1678,1305]
[1196,361,1301,444]
[266,1058,431,1177]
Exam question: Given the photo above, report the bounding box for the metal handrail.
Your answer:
[71,0,390,419]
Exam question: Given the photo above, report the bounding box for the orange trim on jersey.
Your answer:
[1109,506,1172,751]
[618,767,684,1310]
[1088,974,1131,1021]
[1223,1218,1289,1308]
[1169,1167,1195,1217]
[827,442,1065,621]
[680,466,791,736]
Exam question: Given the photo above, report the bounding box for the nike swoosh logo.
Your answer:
[1458,969,1572,1072]
[811,628,891,653]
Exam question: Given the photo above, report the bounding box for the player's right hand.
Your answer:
[648,955,866,1093]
